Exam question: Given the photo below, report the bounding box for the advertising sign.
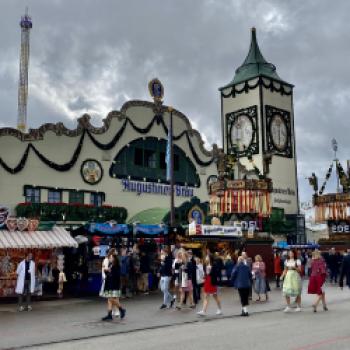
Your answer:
[328,221,350,234]
[189,222,242,237]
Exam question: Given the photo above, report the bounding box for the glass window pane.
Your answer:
[25,188,40,203]
[144,150,157,168]
[48,190,62,203]
[174,154,180,171]
[69,191,84,204]
[134,148,143,166]
[159,152,166,169]
[90,193,103,207]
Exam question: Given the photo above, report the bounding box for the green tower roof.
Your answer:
[220,28,288,90]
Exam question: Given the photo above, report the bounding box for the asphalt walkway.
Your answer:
[0,282,348,349]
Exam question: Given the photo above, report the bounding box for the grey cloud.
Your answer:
[1,0,350,204]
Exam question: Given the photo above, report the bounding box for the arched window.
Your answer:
[110,137,200,186]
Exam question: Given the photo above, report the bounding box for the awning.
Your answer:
[128,208,169,225]
[135,224,168,236]
[88,223,130,235]
[0,227,78,249]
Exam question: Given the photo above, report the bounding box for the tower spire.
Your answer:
[220,28,285,90]
[17,8,32,132]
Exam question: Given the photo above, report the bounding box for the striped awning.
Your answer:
[0,227,78,249]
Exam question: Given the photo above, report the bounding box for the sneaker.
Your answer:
[283,306,291,313]
[119,308,126,320]
[102,314,113,321]
[18,306,25,312]
[295,307,301,312]
[170,298,175,308]
[27,305,32,311]
[216,309,222,315]
[197,310,206,316]
[323,305,329,311]
[160,304,167,310]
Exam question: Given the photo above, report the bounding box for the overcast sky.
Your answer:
[1,0,349,204]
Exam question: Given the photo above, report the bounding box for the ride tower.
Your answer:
[17,8,32,132]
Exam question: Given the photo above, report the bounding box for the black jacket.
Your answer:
[328,254,339,270]
[104,264,121,291]
[140,255,151,273]
[339,255,350,288]
[159,255,173,277]
[187,258,197,283]
[210,260,221,286]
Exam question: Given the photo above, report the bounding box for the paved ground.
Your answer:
[0,282,349,350]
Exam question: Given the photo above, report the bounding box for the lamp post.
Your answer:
[168,106,175,229]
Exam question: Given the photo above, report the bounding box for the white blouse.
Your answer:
[284,259,301,270]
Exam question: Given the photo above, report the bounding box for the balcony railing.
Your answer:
[313,193,350,222]
[209,179,273,216]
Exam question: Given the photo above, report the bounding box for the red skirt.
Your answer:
[203,275,217,295]
[308,275,325,295]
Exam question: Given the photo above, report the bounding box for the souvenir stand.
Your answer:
[134,224,168,290]
[134,224,168,239]
[0,216,78,298]
[70,222,131,295]
[188,221,244,256]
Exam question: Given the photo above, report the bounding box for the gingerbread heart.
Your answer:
[6,217,17,231]
[0,205,9,228]
[27,219,39,232]
[17,217,29,231]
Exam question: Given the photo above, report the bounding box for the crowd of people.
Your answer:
[97,245,350,320]
[14,246,350,319]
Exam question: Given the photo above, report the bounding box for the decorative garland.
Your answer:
[308,173,318,193]
[221,76,293,98]
[0,132,85,174]
[86,119,127,150]
[318,162,333,195]
[336,161,350,192]
[0,113,214,174]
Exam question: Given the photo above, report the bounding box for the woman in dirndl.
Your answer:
[197,254,222,316]
[281,250,302,312]
[252,255,267,302]
[177,251,195,309]
[101,253,126,321]
[308,250,328,312]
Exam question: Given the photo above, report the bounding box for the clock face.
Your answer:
[270,115,288,151]
[230,115,253,151]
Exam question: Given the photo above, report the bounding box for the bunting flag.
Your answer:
[336,161,350,191]
[318,162,334,195]
[308,173,318,192]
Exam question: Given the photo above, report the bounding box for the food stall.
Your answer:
[0,219,78,298]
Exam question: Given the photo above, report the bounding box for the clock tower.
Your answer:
[219,28,299,216]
